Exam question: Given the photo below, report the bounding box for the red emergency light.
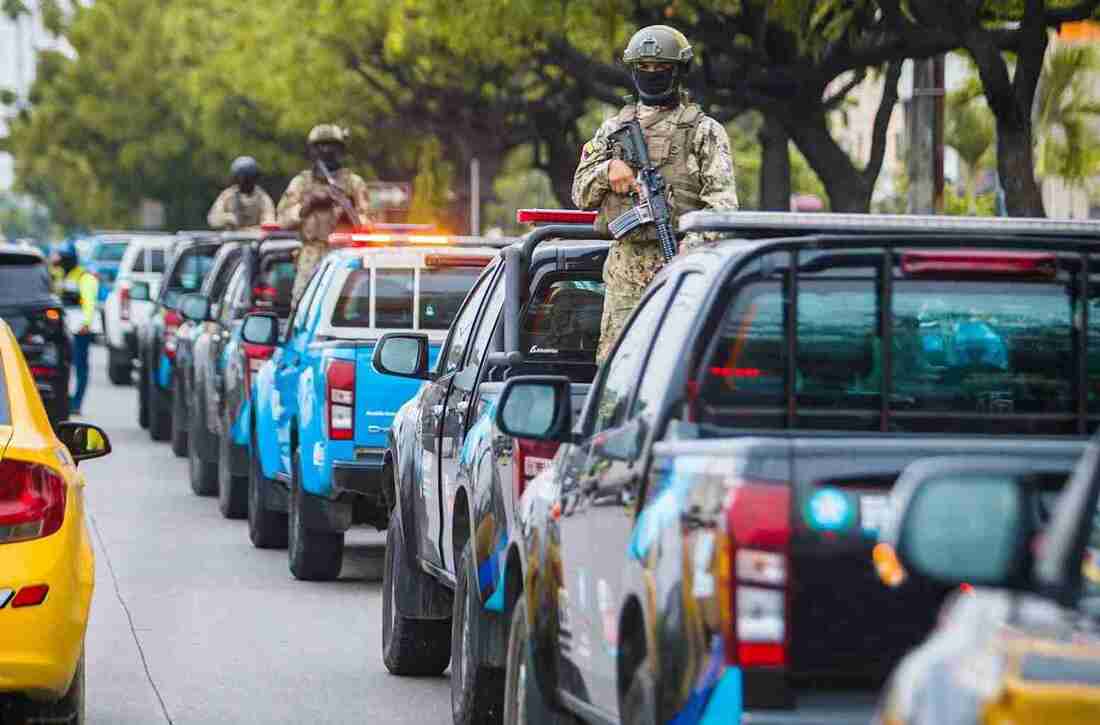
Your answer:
[260,223,283,232]
[901,250,1057,278]
[424,254,493,268]
[516,209,598,226]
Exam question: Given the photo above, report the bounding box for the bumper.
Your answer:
[332,455,385,499]
[0,497,93,701]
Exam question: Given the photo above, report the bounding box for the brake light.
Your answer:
[260,223,283,232]
[243,342,275,389]
[163,309,182,360]
[901,250,1057,278]
[119,283,132,321]
[0,460,67,544]
[516,209,598,225]
[512,438,557,498]
[718,480,790,668]
[44,308,61,323]
[29,366,57,378]
[326,360,355,440]
[252,285,277,310]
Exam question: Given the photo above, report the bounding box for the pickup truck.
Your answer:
[102,235,170,385]
[243,230,506,580]
[489,211,1100,725]
[371,213,608,725]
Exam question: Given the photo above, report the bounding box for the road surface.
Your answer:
[79,347,451,724]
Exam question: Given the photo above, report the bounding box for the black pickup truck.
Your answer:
[490,212,1100,725]
[371,213,609,724]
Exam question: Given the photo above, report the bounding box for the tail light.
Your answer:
[119,283,132,321]
[717,480,791,668]
[243,342,275,389]
[252,285,277,310]
[512,438,557,498]
[0,460,67,544]
[163,309,182,360]
[326,360,355,440]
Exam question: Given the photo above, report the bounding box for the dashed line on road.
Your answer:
[89,513,175,725]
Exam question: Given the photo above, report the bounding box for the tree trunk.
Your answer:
[996,117,1046,217]
[785,109,875,213]
[759,119,791,211]
[966,164,978,215]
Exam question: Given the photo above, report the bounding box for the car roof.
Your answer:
[0,243,45,262]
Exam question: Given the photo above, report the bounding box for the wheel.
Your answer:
[170,376,189,457]
[620,666,658,725]
[138,354,149,429]
[249,423,288,549]
[21,650,85,725]
[107,347,131,386]
[452,541,505,724]
[148,367,171,441]
[382,508,451,676]
[218,414,248,519]
[188,414,218,496]
[288,450,344,581]
[504,597,576,725]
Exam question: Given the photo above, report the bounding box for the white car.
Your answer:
[102,236,172,385]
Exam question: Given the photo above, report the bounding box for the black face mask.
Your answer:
[633,67,678,106]
[237,176,256,194]
[314,146,345,172]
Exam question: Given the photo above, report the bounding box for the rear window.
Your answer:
[330,266,481,330]
[163,247,217,306]
[523,278,606,362]
[94,242,128,262]
[132,247,167,274]
[254,256,296,314]
[0,256,53,305]
[700,249,1084,435]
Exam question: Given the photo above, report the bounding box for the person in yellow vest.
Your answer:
[51,241,98,416]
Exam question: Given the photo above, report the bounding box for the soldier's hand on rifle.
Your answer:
[304,189,334,212]
[608,159,637,195]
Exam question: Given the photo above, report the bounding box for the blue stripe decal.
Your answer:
[698,668,742,725]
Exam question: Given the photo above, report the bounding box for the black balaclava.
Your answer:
[633,65,680,106]
[312,142,346,172]
[237,173,257,194]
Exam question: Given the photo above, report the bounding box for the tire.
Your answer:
[170,376,189,457]
[248,423,288,549]
[218,414,248,519]
[188,414,218,496]
[148,368,171,441]
[288,450,344,581]
[138,354,149,429]
[452,542,505,724]
[620,666,658,725]
[107,347,130,386]
[382,508,451,676]
[21,650,85,725]
[504,597,576,725]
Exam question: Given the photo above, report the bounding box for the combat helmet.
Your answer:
[622,25,693,105]
[307,124,347,146]
[230,155,259,180]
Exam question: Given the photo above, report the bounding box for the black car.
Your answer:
[137,232,220,441]
[0,244,70,424]
[186,232,298,514]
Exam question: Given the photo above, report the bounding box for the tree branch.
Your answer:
[863,60,903,184]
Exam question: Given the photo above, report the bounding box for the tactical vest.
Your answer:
[233,189,265,228]
[596,102,705,243]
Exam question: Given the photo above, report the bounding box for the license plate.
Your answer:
[860,495,890,535]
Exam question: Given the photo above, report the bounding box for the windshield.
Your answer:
[0,256,53,305]
[94,241,129,262]
[420,268,482,330]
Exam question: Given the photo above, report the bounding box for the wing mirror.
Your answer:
[241,312,280,346]
[495,376,577,444]
[179,293,211,323]
[373,333,432,380]
[880,458,1038,591]
[55,421,112,464]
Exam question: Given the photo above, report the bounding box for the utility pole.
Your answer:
[908,56,946,214]
[469,158,480,236]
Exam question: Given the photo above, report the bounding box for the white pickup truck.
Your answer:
[103,235,173,385]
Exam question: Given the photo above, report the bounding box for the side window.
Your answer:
[224,269,249,323]
[132,250,146,273]
[466,277,506,373]
[441,270,493,375]
[631,273,705,419]
[289,262,328,336]
[209,254,241,300]
[590,283,671,434]
[150,248,166,273]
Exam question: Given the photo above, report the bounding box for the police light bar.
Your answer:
[680,210,1100,238]
[328,231,455,247]
[260,223,283,232]
[425,254,494,268]
[516,209,598,225]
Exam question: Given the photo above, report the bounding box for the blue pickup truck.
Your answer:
[242,231,508,580]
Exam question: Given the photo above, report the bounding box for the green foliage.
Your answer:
[408,138,455,228]
[1035,42,1100,185]
[946,78,995,214]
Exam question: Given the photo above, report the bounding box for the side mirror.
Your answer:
[495,376,575,444]
[373,332,432,380]
[241,312,279,346]
[882,458,1033,589]
[179,293,211,323]
[129,281,151,302]
[55,421,112,463]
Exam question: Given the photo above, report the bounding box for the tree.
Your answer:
[946,80,995,213]
[1034,41,1100,184]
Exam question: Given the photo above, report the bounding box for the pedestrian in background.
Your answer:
[573,25,739,363]
[277,125,372,304]
[51,241,98,416]
[207,156,276,230]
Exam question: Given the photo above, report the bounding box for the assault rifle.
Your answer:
[607,119,677,262]
[315,159,362,227]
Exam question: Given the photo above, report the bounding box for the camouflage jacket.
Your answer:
[207,185,276,230]
[276,168,373,243]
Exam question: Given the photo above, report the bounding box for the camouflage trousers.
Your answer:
[597,240,664,363]
[292,240,328,305]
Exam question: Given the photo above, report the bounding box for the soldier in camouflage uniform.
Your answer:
[573,25,739,362]
[207,156,276,230]
[277,124,373,303]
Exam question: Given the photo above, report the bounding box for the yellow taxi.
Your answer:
[0,319,111,724]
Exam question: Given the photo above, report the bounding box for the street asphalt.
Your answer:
[79,346,452,724]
